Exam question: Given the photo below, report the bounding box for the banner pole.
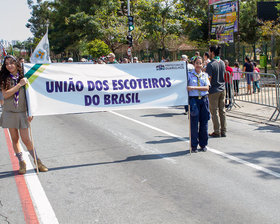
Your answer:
[188,104,192,155]
[29,123,39,174]
[23,63,39,174]
[186,61,192,155]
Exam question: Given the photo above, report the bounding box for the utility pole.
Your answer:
[208,2,211,41]
[237,0,240,62]
[127,0,133,61]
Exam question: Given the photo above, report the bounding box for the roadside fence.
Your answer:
[225,71,280,121]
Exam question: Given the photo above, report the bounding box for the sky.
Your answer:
[0,0,33,43]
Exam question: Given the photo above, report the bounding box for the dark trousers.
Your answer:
[189,97,210,149]
[225,83,232,105]
[233,80,239,94]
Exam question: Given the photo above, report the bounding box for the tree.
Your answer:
[87,39,110,59]
[137,0,201,58]
[92,0,128,53]
[26,0,53,37]
[239,0,260,44]
[180,0,208,42]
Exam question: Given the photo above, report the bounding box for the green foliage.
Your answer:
[180,0,208,42]
[259,20,280,38]
[26,0,53,37]
[137,0,197,50]
[239,0,260,44]
[87,40,110,59]
[209,39,220,46]
[25,0,264,60]
[93,0,128,52]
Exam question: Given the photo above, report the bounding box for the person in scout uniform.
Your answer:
[0,55,48,174]
[187,56,210,153]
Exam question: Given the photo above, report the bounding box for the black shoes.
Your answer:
[192,148,198,153]
[200,147,207,152]
[209,132,220,137]
[191,147,207,153]
[209,132,226,138]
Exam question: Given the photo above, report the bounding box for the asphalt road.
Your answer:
[0,107,280,224]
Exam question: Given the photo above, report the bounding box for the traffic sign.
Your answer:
[127,47,132,56]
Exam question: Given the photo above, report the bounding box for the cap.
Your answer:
[107,53,115,58]
[68,57,73,62]
[133,57,138,60]
[181,55,188,60]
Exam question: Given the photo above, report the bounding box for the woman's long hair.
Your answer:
[0,55,24,90]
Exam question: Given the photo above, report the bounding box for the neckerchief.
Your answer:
[214,56,220,62]
[9,74,20,107]
[193,71,203,98]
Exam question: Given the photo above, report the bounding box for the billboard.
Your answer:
[257,2,280,21]
[213,1,238,14]
[209,0,231,5]
[211,1,238,43]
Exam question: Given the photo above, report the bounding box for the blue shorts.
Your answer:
[246,74,252,85]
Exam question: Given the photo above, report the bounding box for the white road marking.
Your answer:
[110,111,280,179]
[21,145,59,224]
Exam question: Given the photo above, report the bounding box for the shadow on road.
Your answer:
[0,150,191,179]
[146,136,188,144]
[254,125,280,133]
[141,112,185,118]
[0,171,15,179]
[47,150,189,172]
[228,150,280,179]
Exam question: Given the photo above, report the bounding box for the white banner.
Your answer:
[24,62,188,116]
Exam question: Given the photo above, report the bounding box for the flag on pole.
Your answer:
[30,31,51,64]
[0,43,7,56]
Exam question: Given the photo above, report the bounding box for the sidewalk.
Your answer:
[227,101,280,127]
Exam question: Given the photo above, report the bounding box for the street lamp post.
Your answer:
[127,0,133,61]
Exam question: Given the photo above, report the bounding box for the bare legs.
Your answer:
[8,128,47,173]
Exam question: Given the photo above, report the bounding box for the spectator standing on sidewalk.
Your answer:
[224,60,233,108]
[232,62,242,95]
[206,45,227,137]
[107,53,118,64]
[181,54,194,72]
[191,51,200,62]
[203,52,211,71]
[133,57,139,63]
[252,62,261,93]
[243,56,254,95]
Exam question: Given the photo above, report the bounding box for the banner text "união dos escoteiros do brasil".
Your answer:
[45,77,172,106]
